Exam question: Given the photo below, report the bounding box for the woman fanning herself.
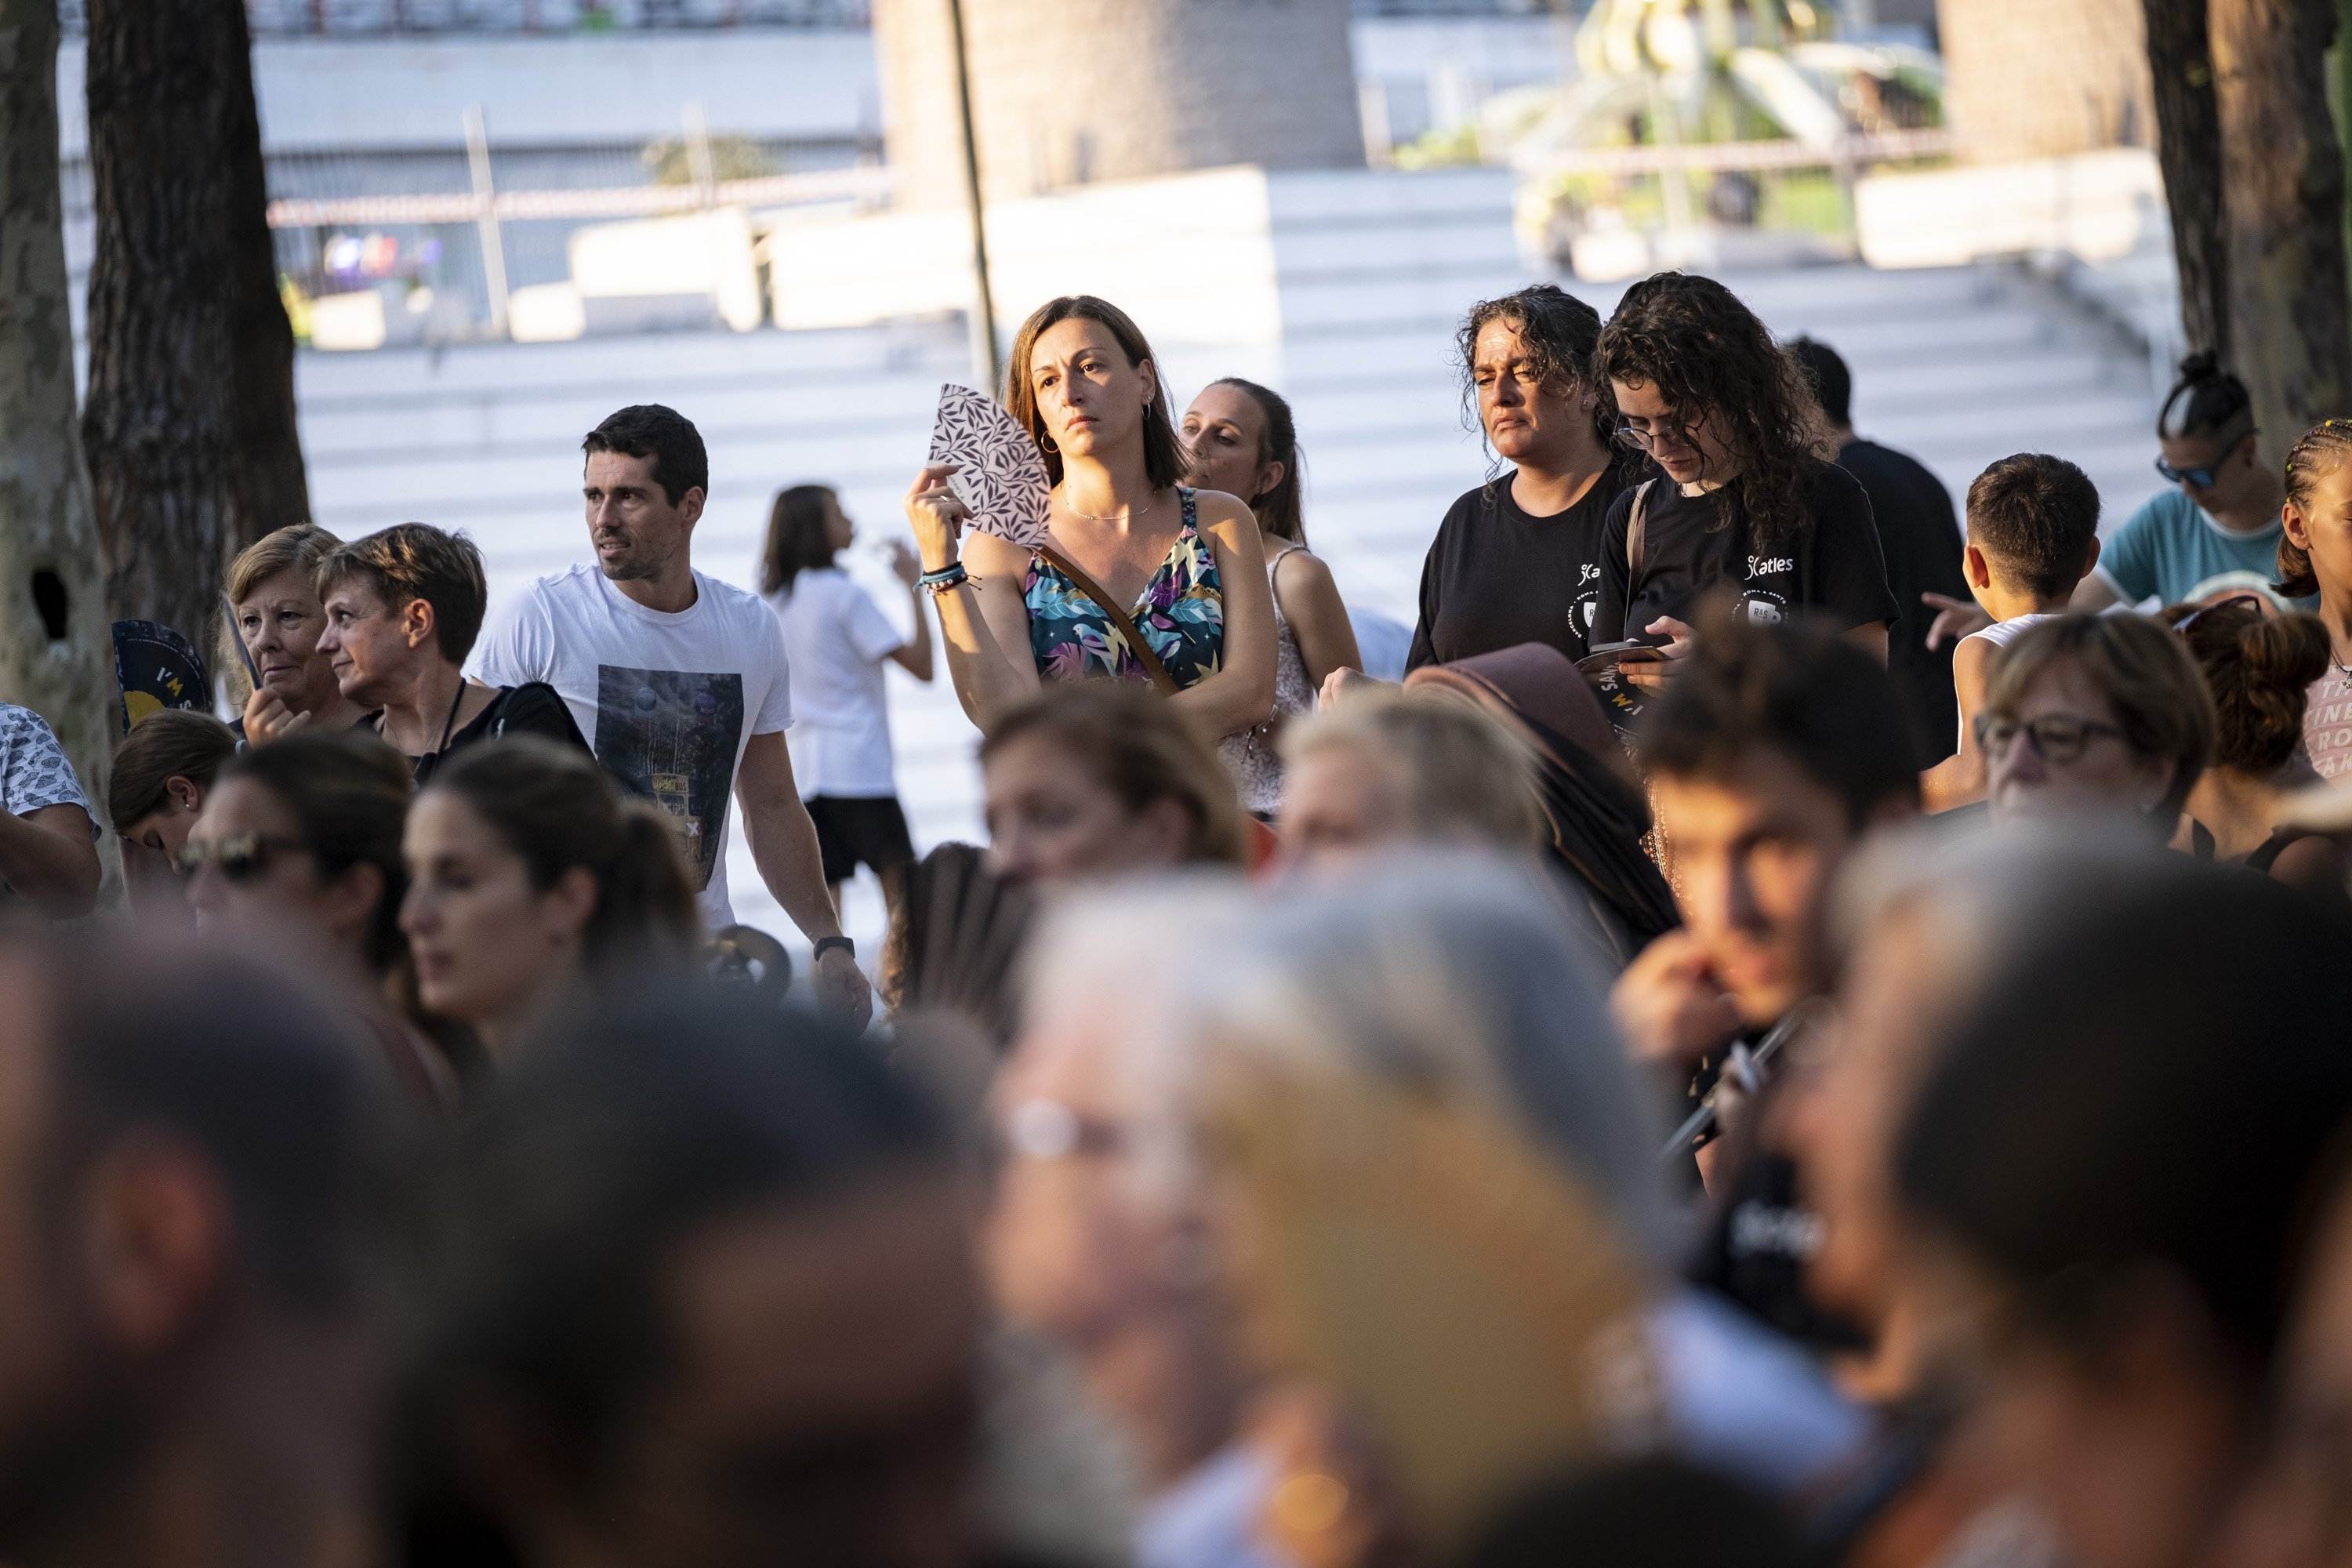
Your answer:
[1592,272,1896,681]
[2278,419,2352,782]
[903,295,1276,738]
[227,524,373,744]
[315,522,586,784]
[1181,376,1360,814]
[401,736,700,1067]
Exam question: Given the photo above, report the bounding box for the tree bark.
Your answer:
[2211,0,2351,474]
[2140,0,2230,358]
[0,0,121,890]
[82,0,309,659]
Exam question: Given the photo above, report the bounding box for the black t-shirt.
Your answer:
[1406,456,1641,671]
[406,681,587,786]
[1592,459,1898,644]
[1838,437,1968,764]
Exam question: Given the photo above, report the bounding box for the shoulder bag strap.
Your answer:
[1035,543,1182,695]
[1627,478,1654,583]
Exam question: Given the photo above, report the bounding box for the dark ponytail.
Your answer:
[427,738,701,976]
[2158,351,2252,443]
[1210,377,1307,547]
[2279,419,2352,599]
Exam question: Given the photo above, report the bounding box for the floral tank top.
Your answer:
[1023,488,1225,687]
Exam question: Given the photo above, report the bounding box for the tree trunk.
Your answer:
[82,0,308,661]
[0,0,121,891]
[2140,0,2230,358]
[2212,0,2352,474]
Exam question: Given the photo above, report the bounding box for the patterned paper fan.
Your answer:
[929,383,1053,551]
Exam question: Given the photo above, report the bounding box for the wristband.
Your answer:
[918,563,969,595]
[813,935,856,963]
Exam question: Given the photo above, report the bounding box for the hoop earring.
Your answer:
[1040,433,1058,453]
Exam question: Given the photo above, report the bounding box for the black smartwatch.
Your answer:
[812,936,856,963]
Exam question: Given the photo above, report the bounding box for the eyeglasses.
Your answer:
[1973,713,2126,766]
[2169,591,2271,636]
[1613,412,1697,456]
[175,833,311,884]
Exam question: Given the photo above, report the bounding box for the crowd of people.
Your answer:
[1,264,2350,1568]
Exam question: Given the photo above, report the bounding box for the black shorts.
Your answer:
[804,794,916,886]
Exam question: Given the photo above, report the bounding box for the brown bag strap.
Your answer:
[1626,478,1654,583]
[1036,543,1181,695]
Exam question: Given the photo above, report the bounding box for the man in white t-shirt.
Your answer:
[470,404,872,1026]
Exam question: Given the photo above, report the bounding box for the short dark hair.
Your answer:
[582,404,708,506]
[1457,283,1615,448]
[1635,602,1922,822]
[1787,336,1853,429]
[1896,857,2352,1368]
[34,935,397,1316]
[317,523,491,665]
[397,985,950,1548]
[1965,453,2102,601]
[758,484,839,598]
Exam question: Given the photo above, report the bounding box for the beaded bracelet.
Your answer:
[918,563,970,595]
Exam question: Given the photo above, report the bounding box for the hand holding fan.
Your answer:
[928,384,1053,551]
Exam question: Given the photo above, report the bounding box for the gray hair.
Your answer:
[1024,855,1678,1261]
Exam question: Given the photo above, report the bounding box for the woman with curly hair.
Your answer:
[1589,272,1896,677]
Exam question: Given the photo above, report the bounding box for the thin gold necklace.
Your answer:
[1064,489,1160,524]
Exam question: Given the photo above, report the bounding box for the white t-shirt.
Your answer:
[767,568,905,800]
[469,563,794,927]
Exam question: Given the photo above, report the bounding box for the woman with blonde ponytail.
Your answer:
[401,736,699,1064]
[2163,596,2347,891]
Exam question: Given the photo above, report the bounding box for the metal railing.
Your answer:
[57,0,1537,33]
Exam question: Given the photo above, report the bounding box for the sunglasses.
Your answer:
[2169,591,2271,635]
[1974,713,2125,767]
[175,833,311,884]
[2155,423,2256,490]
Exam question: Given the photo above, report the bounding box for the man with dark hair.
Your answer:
[0,935,396,1567]
[469,403,871,1025]
[398,983,982,1568]
[1613,607,1920,1347]
[1788,336,1969,762]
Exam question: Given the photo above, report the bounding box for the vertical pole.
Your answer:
[685,100,719,207]
[946,0,1001,394]
[464,104,510,339]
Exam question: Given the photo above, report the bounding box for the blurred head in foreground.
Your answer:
[1894,857,2352,1568]
[399,985,978,1568]
[0,934,396,1568]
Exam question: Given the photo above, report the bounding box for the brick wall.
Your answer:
[874,0,1367,209]
[1937,0,2155,161]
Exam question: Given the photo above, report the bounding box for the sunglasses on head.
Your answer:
[175,833,310,884]
[2169,591,2272,636]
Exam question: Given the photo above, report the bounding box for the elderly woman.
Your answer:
[1976,612,2215,837]
[227,524,372,743]
[314,522,583,783]
[986,857,1860,1568]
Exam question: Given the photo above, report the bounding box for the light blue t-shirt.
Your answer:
[2096,489,2315,608]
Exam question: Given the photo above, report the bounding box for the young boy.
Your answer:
[1922,454,2103,811]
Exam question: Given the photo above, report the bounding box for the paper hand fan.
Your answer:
[1202,1063,1664,1554]
[928,383,1052,550]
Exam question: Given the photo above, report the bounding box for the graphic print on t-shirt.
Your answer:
[1741,553,1797,625]
[593,665,746,892]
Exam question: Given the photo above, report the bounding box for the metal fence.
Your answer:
[57,0,1538,32]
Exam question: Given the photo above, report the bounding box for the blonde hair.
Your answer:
[1280,688,1545,854]
[980,683,1247,867]
[227,522,341,605]
[1981,613,2216,824]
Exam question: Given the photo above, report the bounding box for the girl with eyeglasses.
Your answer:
[1588,272,1896,683]
[2161,595,2346,891]
[1974,613,2214,836]
[2278,419,2352,782]
[181,730,460,1107]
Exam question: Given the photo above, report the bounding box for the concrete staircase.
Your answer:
[294,241,2168,956]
